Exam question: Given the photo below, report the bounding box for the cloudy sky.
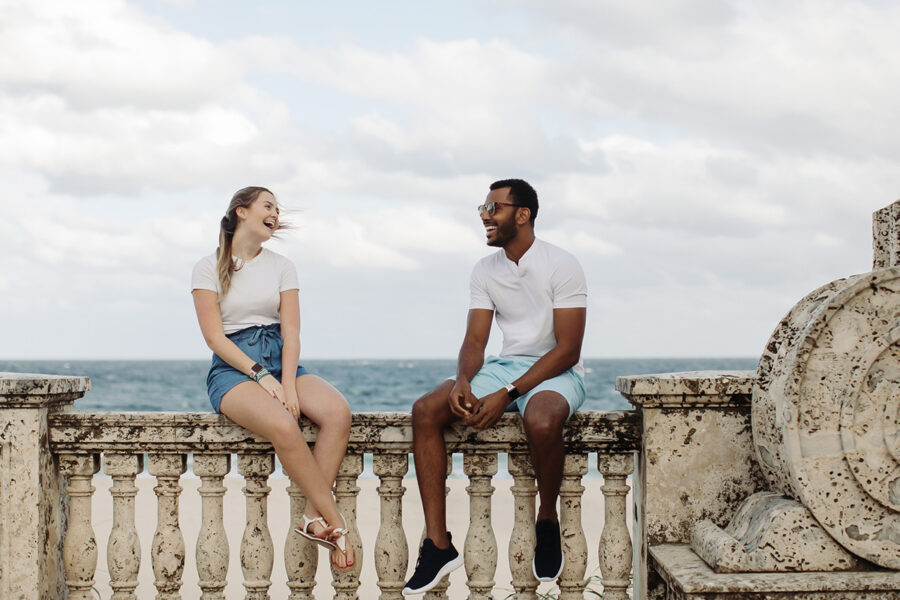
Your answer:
[3,0,899,360]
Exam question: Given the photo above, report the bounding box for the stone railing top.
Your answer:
[616,370,757,408]
[49,409,641,455]
[0,372,91,405]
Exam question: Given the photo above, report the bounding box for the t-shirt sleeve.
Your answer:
[468,261,494,310]
[191,256,218,293]
[279,257,300,292]
[552,253,588,309]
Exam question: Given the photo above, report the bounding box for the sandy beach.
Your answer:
[90,474,626,599]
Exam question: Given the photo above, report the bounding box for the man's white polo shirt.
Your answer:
[469,237,588,377]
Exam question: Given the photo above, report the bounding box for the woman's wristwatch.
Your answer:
[250,362,269,382]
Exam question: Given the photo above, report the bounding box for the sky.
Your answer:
[2,0,899,360]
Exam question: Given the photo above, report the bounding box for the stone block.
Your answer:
[652,543,900,599]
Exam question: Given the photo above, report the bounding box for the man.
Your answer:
[403,179,587,596]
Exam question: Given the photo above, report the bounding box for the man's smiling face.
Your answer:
[481,187,521,248]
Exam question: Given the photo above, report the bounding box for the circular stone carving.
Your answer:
[753,267,900,569]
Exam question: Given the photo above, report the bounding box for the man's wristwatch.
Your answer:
[504,383,520,400]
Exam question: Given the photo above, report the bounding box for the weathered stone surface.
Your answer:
[48,410,641,454]
[619,372,767,600]
[873,200,900,269]
[0,372,90,399]
[652,543,900,599]
[754,267,900,569]
[752,277,858,492]
[616,371,756,407]
[0,376,87,600]
[691,492,859,572]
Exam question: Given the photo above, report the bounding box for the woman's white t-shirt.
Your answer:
[191,248,299,334]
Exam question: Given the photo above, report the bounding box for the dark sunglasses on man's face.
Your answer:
[477,201,522,217]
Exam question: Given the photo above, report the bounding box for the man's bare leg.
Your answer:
[522,392,570,521]
[411,379,458,548]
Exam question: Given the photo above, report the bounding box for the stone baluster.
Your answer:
[149,454,187,600]
[332,453,363,600]
[285,470,319,600]
[558,454,588,600]
[238,453,275,599]
[60,453,100,600]
[464,452,498,600]
[508,453,538,599]
[597,453,634,600]
[424,455,453,600]
[194,454,230,600]
[105,453,143,600]
[374,453,409,599]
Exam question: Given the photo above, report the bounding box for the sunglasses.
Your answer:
[477,201,523,216]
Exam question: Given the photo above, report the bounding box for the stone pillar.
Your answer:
[617,371,766,600]
[0,372,89,600]
[872,199,900,268]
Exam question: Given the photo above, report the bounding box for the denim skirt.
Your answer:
[206,323,309,413]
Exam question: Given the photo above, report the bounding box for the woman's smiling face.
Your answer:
[238,191,280,239]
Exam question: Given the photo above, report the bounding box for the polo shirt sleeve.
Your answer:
[279,256,300,292]
[552,253,588,309]
[469,260,495,310]
[191,255,218,293]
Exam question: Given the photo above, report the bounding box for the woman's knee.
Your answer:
[322,397,351,433]
[267,415,305,449]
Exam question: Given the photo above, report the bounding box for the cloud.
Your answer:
[0,0,237,108]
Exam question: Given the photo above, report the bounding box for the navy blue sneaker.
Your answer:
[533,519,563,582]
[402,534,464,596]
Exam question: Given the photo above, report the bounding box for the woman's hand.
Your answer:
[283,386,302,421]
[257,374,286,407]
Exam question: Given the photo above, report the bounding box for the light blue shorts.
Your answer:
[466,355,585,419]
[206,323,309,413]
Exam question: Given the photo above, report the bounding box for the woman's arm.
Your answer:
[193,290,258,374]
[279,289,301,417]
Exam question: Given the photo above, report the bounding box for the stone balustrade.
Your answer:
[0,372,641,599]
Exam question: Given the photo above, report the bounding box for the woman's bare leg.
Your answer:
[294,374,354,568]
[220,381,348,565]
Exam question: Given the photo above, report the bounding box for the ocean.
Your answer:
[1,358,757,478]
[0,358,757,413]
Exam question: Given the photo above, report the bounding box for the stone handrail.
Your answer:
[42,408,639,600]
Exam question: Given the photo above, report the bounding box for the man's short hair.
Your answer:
[490,179,538,223]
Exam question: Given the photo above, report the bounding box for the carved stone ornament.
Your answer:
[751,266,900,569]
[692,491,859,572]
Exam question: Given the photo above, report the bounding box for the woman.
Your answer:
[191,186,354,569]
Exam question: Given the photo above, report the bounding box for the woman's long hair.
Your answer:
[216,186,284,298]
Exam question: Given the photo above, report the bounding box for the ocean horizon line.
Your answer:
[0,356,759,363]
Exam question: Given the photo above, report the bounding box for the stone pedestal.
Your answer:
[0,372,89,600]
[617,372,768,600]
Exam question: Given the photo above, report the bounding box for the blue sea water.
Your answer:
[0,357,757,413]
[1,358,756,479]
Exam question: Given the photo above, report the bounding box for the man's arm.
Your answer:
[509,306,586,394]
[448,308,493,418]
[466,306,585,429]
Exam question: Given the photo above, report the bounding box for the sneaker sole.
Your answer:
[402,554,464,596]
[532,557,564,583]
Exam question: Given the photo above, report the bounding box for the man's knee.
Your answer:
[412,381,454,430]
[522,392,569,442]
